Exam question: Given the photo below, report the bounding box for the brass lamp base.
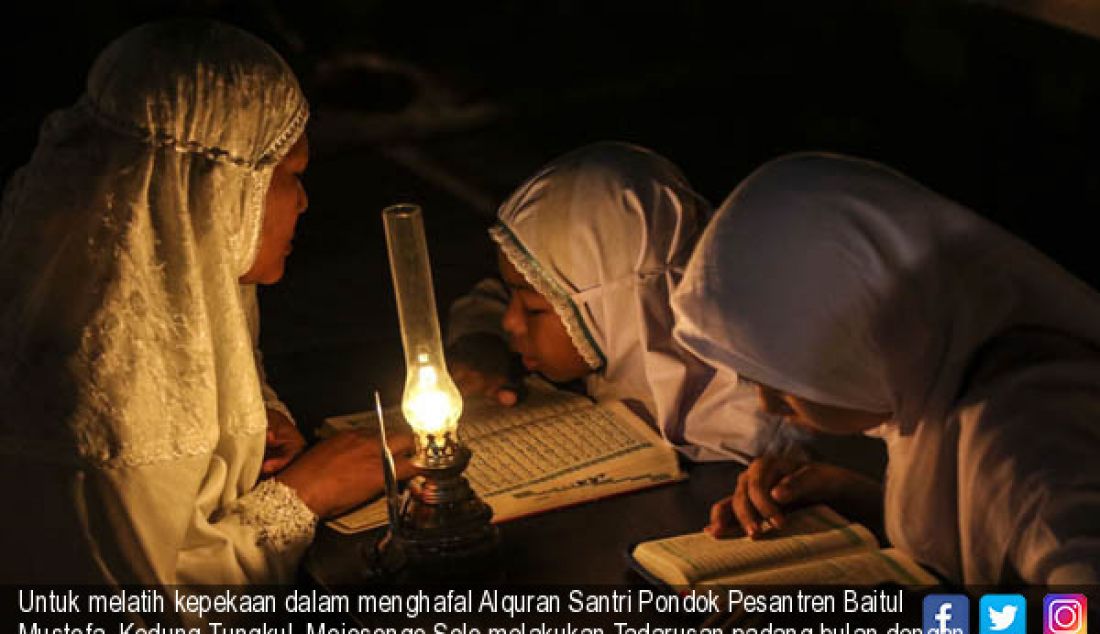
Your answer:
[384,443,498,577]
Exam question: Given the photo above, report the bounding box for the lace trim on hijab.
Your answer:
[234,478,317,551]
[82,95,309,169]
[80,95,310,276]
[260,104,309,166]
[489,223,606,369]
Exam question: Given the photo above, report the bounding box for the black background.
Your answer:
[3,0,1099,435]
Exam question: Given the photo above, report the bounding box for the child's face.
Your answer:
[498,251,591,383]
[750,380,889,435]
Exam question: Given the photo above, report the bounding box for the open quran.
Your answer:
[629,505,937,587]
[323,379,686,534]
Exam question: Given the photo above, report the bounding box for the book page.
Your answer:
[327,382,683,533]
[464,397,662,496]
[631,506,877,586]
[702,547,939,586]
[484,404,682,521]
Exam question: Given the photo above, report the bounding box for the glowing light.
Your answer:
[383,204,464,448]
[403,357,462,435]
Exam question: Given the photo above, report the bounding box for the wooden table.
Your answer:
[304,459,744,585]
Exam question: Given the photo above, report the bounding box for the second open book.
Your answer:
[323,378,685,534]
[629,505,938,587]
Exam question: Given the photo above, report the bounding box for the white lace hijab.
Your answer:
[491,142,785,461]
[673,153,1100,581]
[0,20,307,469]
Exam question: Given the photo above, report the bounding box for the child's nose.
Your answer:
[501,296,525,336]
[297,183,309,215]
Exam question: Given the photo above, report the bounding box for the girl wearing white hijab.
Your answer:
[672,152,1100,584]
[0,20,407,584]
[450,142,794,462]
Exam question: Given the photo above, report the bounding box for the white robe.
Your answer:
[0,21,315,584]
[452,142,798,463]
[672,152,1100,583]
[876,329,1100,583]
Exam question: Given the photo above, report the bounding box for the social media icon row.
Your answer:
[922,593,1087,634]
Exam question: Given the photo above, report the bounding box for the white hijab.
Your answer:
[0,20,308,469]
[673,152,1100,582]
[492,142,785,461]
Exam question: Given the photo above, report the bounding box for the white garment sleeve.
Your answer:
[957,375,1100,584]
[78,286,315,585]
[86,449,317,585]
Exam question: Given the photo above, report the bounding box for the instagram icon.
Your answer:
[1045,594,1087,634]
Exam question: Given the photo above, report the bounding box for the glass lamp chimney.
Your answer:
[382,204,463,450]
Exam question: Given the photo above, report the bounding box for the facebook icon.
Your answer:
[924,595,970,634]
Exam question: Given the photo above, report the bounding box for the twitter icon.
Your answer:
[981,594,1027,634]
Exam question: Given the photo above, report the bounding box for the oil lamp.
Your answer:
[381,203,497,574]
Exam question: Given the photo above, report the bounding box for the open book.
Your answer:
[324,379,685,534]
[629,505,937,586]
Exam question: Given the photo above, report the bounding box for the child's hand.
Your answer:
[452,362,519,406]
[706,452,806,538]
[706,457,880,539]
[448,333,521,406]
[261,408,306,476]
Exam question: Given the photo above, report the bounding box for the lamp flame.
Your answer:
[403,354,462,437]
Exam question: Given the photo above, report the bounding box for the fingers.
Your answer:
[481,374,507,399]
[770,464,821,504]
[261,431,306,476]
[705,495,742,538]
[745,460,785,530]
[452,366,484,397]
[265,429,306,466]
[453,364,516,405]
[731,473,767,538]
[713,456,792,539]
[266,432,303,450]
[704,473,768,539]
[481,374,518,407]
[261,455,292,476]
[493,377,520,407]
[496,389,518,406]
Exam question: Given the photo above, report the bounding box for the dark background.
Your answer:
[3,1,1099,438]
